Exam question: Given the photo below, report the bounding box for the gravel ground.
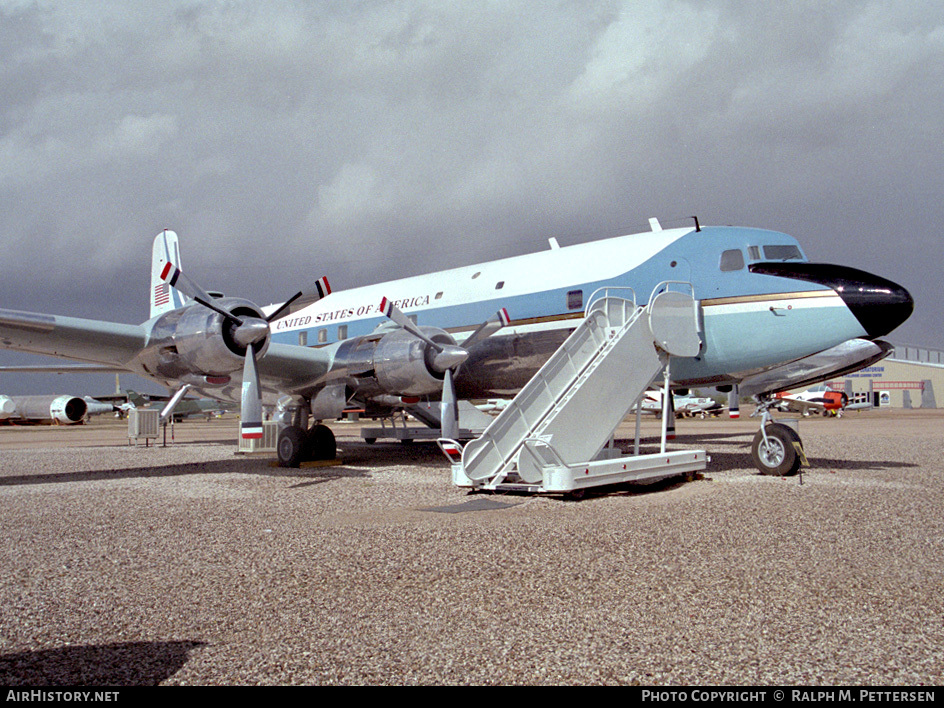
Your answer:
[0,411,942,685]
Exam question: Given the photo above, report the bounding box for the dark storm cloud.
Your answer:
[0,1,941,394]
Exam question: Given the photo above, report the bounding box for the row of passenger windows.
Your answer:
[298,325,348,346]
[720,244,802,272]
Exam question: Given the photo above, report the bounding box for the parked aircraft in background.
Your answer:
[475,399,511,414]
[124,390,232,421]
[83,396,122,418]
[0,221,913,475]
[0,394,118,425]
[638,390,725,418]
[773,384,863,417]
[674,393,725,418]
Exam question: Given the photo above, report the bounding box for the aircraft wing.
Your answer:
[254,342,334,398]
[0,364,128,373]
[0,308,335,399]
[0,308,147,369]
[777,397,826,415]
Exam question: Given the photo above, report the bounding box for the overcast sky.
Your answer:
[1,1,942,395]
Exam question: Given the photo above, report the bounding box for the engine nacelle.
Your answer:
[6,395,88,424]
[144,297,270,380]
[0,396,16,419]
[332,326,457,397]
[820,391,849,410]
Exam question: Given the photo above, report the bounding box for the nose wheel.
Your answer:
[751,423,802,476]
[750,396,805,476]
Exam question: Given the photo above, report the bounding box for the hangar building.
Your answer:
[828,343,942,409]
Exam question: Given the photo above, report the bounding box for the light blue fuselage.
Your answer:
[270,226,869,397]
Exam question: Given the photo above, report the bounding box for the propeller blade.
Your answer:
[460,308,510,350]
[240,346,263,440]
[266,276,331,323]
[160,261,244,326]
[440,368,459,440]
[379,297,445,352]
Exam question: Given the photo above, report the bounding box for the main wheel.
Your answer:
[277,426,306,468]
[306,424,336,461]
[751,423,802,476]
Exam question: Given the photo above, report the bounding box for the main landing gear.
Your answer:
[277,423,337,468]
[750,397,805,476]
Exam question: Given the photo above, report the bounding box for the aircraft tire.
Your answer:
[277,426,306,468]
[306,424,336,461]
[751,423,802,476]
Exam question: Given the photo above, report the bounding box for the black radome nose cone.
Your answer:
[749,262,914,339]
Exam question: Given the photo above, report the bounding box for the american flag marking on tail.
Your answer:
[154,283,170,306]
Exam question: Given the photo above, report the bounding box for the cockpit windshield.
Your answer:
[763,244,803,261]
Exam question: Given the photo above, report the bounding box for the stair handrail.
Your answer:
[585,286,638,329]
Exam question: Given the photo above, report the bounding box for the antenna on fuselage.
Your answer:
[690,215,701,232]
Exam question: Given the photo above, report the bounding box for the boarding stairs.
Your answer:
[438,283,708,496]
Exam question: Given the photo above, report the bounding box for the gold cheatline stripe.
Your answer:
[701,290,839,307]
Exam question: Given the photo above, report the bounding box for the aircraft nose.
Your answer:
[748,262,914,339]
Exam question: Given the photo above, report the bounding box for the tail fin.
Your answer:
[125,390,148,407]
[150,230,188,318]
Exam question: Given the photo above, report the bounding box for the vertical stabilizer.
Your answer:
[150,230,188,318]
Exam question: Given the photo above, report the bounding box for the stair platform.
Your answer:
[439,283,707,496]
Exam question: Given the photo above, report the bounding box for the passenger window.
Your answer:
[318,329,327,344]
[338,325,348,340]
[567,290,583,310]
[720,249,745,271]
[298,331,307,346]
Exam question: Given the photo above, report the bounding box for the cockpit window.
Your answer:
[719,249,745,272]
[763,245,802,261]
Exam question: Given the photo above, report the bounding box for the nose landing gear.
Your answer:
[750,397,807,476]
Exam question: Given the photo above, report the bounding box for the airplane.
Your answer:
[674,393,725,418]
[123,389,233,421]
[637,390,725,418]
[773,384,850,417]
[475,398,511,414]
[0,394,118,425]
[0,220,913,476]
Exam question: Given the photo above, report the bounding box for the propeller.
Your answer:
[161,261,248,325]
[240,342,263,439]
[160,260,331,440]
[441,368,458,440]
[266,277,331,323]
[379,298,510,440]
[379,297,469,371]
[440,308,509,439]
